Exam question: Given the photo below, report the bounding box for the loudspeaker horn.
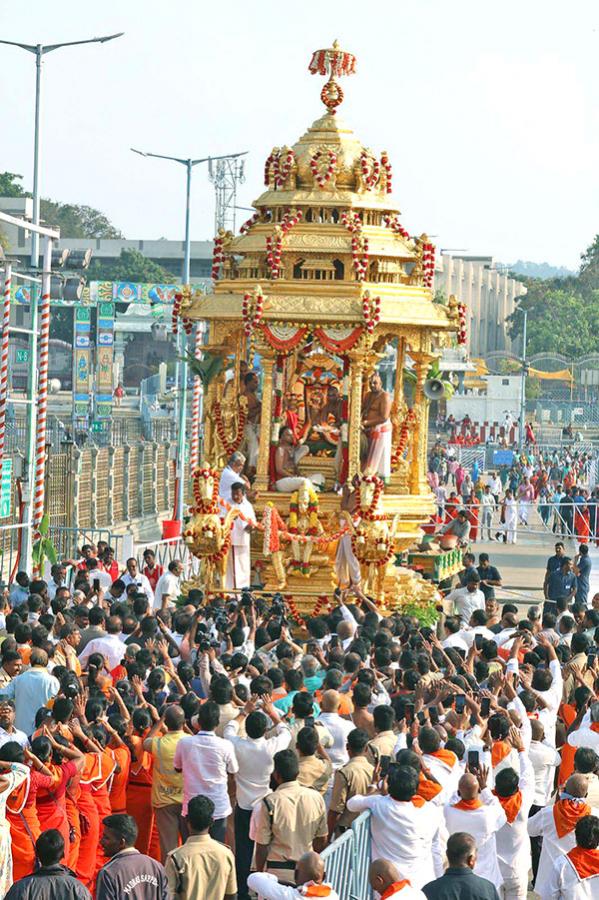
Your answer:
[423,378,445,400]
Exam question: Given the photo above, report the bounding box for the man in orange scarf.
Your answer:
[248,850,340,900]
[369,858,426,900]
[493,726,535,899]
[528,773,599,897]
[443,767,506,888]
[548,814,599,898]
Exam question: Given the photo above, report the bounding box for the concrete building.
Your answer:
[434,253,527,360]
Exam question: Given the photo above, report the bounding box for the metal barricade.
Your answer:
[134,537,201,579]
[47,526,124,562]
[321,811,372,900]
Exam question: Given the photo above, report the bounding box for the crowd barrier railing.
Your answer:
[321,811,372,900]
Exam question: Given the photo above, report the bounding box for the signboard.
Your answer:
[492,450,515,467]
[89,282,179,305]
[95,302,114,419]
[73,307,92,421]
[15,349,28,363]
[0,458,12,519]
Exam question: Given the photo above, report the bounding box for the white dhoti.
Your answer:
[335,533,361,588]
[225,544,251,590]
[275,473,325,492]
[518,499,531,524]
[365,420,392,478]
[243,421,259,468]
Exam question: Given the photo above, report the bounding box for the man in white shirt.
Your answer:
[493,728,535,900]
[548,814,599,899]
[174,699,238,843]
[248,851,339,900]
[567,701,599,754]
[347,765,442,890]
[46,564,67,602]
[515,633,563,746]
[78,615,126,671]
[224,699,291,900]
[444,768,506,888]
[441,617,469,654]
[316,690,355,770]
[529,719,561,809]
[0,701,28,748]
[480,485,496,541]
[443,574,485,626]
[370,858,426,900]
[154,560,183,610]
[121,557,155,605]
[218,451,248,514]
[224,483,256,591]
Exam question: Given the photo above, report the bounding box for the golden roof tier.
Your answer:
[180,42,459,616]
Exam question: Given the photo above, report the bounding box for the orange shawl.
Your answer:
[553,798,592,838]
[417,773,443,802]
[453,797,482,811]
[567,846,599,880]
[380,882,411,899]
[429,748,457,769]
[491,740,512,768]
[493,790,522,823]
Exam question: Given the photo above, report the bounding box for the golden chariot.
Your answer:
[178,42,462,620]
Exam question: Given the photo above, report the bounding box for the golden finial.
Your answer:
[308,41,356,114]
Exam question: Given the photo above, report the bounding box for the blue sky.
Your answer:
[1,0,597,267]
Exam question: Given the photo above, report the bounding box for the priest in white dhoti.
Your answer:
[548,814,599,899]
[361,373,392,479]
[224,482,256,591]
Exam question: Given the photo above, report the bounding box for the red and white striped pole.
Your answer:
[32,251,51,532]
[189,325,202,473]
[0,263,12,473]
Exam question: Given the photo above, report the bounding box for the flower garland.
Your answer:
[309,48,356,77]
[259,324,310,352]
[211,233,225,281]
[312,595,332,617]
[383,213,410,240]
[191,465,219,514]
[240,212,260,234]
[264,148,296,188]
[310,149,337,187]
[422,241,436,289]
[182,317,193,335]
[172,292,182,335]
[285,595,306,628]
[242,286,265,337]
[205,529,231,566]
[457,302,468,345]
[351,529,394,566]
[391,407,417,468]
[265,210,303,279]
[380,151,393,194]
[341,211,369,281]
[288,485,320,535]
[360,150,380,190]
[354,474,386,521]
[361,291,381,334]
[212,400,247,456]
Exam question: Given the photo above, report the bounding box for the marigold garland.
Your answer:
[360,150,380,190]
[421,241,436,289]
[391,408,417,468]
[380,151,393,194]
[351,529,394,566]
[265,210,303,279]
[264,148,296,188]
[383,213,410,241]
[190,465,219,514]
[341,211,369,281]
[212,400,247,457]
[361,291,381,334]
[288,485,320,535]
[240,212,260,234]
[242,286,265,337]
[285,595,306,628]
[310,149,337,187]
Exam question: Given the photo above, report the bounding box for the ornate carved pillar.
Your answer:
[393,337,406,412]
[409,348,436,494]
[347,349,365,480]
[254,350,276,493]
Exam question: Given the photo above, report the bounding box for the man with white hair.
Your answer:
[218,451,248,514]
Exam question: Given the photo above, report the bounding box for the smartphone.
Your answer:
[588,651,597,667]
[93,578,100,592]
[537,662,546,670]
[474,634,484,651]
[417,711,426,726]
[455,694,466,714]
[429,707,439,725]
[379,754,391,777]
[405,702,415,724]
[480,696,491,718]
[467,749,480,771]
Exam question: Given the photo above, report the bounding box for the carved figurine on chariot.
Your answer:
[183,464,240,589]
[264,145,297,190]
[344,474,396,603]
[287,480,324,577]
[210,391,249,472]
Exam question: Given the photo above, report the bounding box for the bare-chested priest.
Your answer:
[241,371,261,474]
[361,372,392,478]
[274,426,324,492]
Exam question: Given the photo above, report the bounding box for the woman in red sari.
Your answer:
[575,503,591,542]
[31,732,84,862]
[0,741,55,882]
[467,491,480,542]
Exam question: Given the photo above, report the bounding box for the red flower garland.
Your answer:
[362,292,381,334]
[310,149,337,187]
[211,233,225,281]
[242,287,265,337]
[308,48,356,77]
[457,302,468,345]
[360,150,380,190]
[205,529,231,565]
[285,595,306,628]
[240,212,260,234]
[182,317,193,335]
[172,292,182,335]
[391,408,417,468]
[212,400,247,456]
[380,151,393,194]
[383,213,410,240]
[354,475,386,521]
[350,530,394,566]
[421,242,436,289]
[341,211,369,281]
[265,210,303,279]
[264,149,296,188]
[191,465,219,514]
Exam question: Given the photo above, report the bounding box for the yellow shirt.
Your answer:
[148,731,184,808]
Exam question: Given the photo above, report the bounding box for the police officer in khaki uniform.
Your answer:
[327,728,374,839]
[296,725,333,796]
[366,705,397,765]
[254,749,328,883]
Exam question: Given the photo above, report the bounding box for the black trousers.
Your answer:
[210,816,227,844]
[234,804,254,900]
[529,803,543,884]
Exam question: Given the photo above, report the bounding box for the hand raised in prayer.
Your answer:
[475,764,489,790]
[508,725,524,752]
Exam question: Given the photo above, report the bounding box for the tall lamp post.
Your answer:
[518,307,528,451]
[130,149,246,525]
[0,33,124,268]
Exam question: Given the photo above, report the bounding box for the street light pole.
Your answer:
[0,33,124,268]
[519,308,528,451]
[131,149,246,526]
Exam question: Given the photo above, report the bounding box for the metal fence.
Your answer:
[133,537,201,580]
[321,812,372,900]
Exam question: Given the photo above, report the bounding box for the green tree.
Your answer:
[86,248,175,284]
[0,172,29,197]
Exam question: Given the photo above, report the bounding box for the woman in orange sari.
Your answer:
[74,728,104,891]
[31,734,84,861]
[107,714,132,815]
[87,724,117,878]
[126,707,159,858]
[0,741,54,881]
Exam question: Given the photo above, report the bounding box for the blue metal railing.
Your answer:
[321,811,372,900]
